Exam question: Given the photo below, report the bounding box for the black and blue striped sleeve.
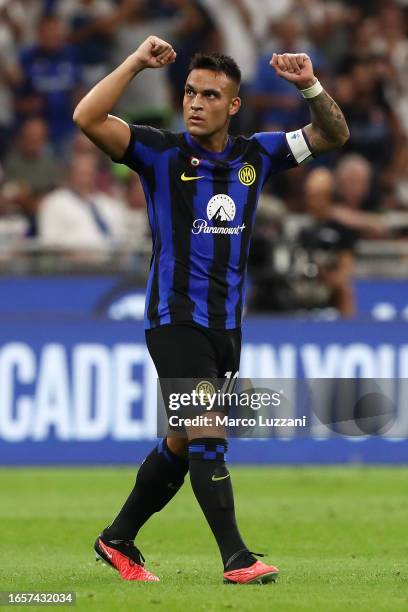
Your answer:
[113,124,170,172]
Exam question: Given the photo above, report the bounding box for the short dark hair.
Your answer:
[188,53,241,87]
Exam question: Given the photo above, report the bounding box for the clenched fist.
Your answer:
[130,36,177,71]
[270,53,316,89]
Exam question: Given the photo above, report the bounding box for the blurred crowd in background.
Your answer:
[1,0,408,317]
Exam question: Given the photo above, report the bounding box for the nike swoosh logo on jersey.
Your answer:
[180,172,205,181]
[211,473,230,482]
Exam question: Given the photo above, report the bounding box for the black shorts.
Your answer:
[146,323,241,433]
[145,322,241,379]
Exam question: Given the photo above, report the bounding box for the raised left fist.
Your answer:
[270,53,316,89]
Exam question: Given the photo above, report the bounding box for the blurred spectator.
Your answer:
[243,0,294,46]
[201,0,258,132]
[0,178,30,245]
[249,165,382,317]
[0,0,44,45]
[16,15,81,154]
[201,0,257,86]
[341,0,377,17]
[4,118,62,196]
[377,3,408,138]
[3,117,62,236]
[110,0,177,126]
[351,15,386,59]
[164,0,220,109]
[0,5,22,157]
[126,172,150,244]
[332,154,388,236]
[38,152,127,256]
[338,59,397,171]
[387,143,408,209]
[249,15,324,131]
[335,153,377,211]
[70,130,117,195]
[110,0,218,121]
[297,167,357,317]
[247,194,295,313]
[295,0,355,71]
[55,0,117,87]
[122,173,150,249]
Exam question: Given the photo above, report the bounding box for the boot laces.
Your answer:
[109,539,145,566]
[225,548,265,570]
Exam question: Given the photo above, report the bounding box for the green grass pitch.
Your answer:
[1,466,407,611]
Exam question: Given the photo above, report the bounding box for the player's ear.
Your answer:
[229,97,241,116]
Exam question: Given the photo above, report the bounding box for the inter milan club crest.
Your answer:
[190,157,200,167]
[238,162,256,186]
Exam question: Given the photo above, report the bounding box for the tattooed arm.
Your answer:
[269,53,350,155]
[302,89,350,154]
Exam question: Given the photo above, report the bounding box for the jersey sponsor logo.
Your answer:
[191,194,246,235]
[207,194,236,222]
[180,172,204,181]
[238,163,256,186]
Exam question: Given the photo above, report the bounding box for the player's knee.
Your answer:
[166,436,189,459]
[186,412,227,442]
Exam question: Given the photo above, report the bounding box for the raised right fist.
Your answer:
[131,36,177,70]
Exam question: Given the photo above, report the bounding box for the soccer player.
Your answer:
[73,36,349,584]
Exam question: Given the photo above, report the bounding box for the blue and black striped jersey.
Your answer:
[117,125,312,330]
